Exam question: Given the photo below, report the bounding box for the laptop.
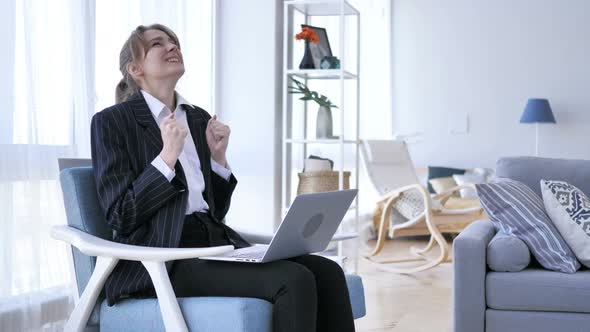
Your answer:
[200,189,358,263]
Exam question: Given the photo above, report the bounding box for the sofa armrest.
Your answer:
[452,220,496,332]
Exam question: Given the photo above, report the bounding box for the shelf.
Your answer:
[285,138,359,144]
[285,0,360,16]
[282,0,360,273]
[287,69,357,80]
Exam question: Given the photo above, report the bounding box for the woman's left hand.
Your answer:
[206,115,230,167]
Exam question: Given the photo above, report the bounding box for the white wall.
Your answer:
[215,0,283,233]
[392,0,590,169]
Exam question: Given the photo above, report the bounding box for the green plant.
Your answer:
[288,77,338,109]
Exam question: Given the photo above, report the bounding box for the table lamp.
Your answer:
[519,98,556,156]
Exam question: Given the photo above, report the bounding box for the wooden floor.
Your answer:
[351,237,453,332]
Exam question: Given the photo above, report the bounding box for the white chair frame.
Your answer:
[51,226,234,332]
[52,226,355,331]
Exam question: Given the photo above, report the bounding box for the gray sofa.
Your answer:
[453,156,590,332]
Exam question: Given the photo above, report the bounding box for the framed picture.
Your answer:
[302,24,332,69]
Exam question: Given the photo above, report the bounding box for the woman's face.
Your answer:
[138,29,185,83]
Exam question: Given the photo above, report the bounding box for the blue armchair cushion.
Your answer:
[487,230,530,272]
[100,297,273,332]
[476,179,580,273]
[346,274,366,319]
[98,274,365,332]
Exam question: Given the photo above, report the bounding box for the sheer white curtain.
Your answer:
[0,0,95,330]
[0,1,212,331]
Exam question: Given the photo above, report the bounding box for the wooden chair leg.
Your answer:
[422,211,450,263]
[364,233,448,274]
[365,194,399,257]
[410,235,435,257]
[363,188,451,274]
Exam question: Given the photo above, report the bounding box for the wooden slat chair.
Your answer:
[360,140,484,273]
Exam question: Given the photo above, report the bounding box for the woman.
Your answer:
[91,24,355,332]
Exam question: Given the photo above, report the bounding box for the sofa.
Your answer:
[453,156,590,332]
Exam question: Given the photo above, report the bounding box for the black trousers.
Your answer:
[169,212,356,332]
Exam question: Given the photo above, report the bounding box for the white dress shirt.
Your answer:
[142,90,232,215]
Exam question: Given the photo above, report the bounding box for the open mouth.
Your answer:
[165,58,180,63]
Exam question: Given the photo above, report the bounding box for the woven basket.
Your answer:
[297,171,351,194]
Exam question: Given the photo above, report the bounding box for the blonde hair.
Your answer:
[115,24,181,103]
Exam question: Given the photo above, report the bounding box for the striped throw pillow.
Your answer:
[476,179,580,273]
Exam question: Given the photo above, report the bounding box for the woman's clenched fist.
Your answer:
[159,112,188,169]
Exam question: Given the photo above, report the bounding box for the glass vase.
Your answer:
[299,40,315,69]
[316,105,334,138]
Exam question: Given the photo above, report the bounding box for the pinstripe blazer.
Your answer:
[90,92,246,305]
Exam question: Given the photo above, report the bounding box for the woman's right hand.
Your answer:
[159,112,188,169]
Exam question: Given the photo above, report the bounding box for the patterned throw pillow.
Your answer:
[541,180,590,268]
[476,179,580,273]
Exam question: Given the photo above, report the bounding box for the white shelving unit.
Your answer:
[281,0,360,271]
[287,69,358,80]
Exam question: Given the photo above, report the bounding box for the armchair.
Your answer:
[360,140,484,273]
[55,160,366,331]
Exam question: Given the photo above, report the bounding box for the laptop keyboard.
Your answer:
[231,250,266,259]
[224,246,268,259]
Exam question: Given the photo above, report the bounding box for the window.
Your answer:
[12,0,74,145]
[0,1,214,330]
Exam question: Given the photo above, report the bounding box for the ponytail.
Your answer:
[115,78,137,104]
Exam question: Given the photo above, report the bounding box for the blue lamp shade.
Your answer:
[520,98,556,123]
